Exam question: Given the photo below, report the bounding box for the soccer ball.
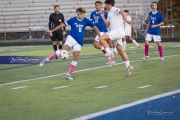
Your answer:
[60,50,69,60]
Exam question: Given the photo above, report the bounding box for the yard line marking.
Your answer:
[11,86,27,89]
[0,54,179,87]
[72,89,180,120]
[52,86,68,89]
[95,86,108,89]
[137,85,152,88]
[172,45,180,48]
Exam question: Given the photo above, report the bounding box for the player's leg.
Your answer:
[142,34,152,60]
[123,36,127,51]
[128,36,140,50]
[39,36,72,66]
[66,39,81,80]
[108,39,116,58]
[115,40,133,76]
[153,35,164,60]
[57,31,63,50]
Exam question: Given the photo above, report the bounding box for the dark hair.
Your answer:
[95,1,102,5]
[54,5,59,9]
[151,2,158,9]
[104,0,115,6]
[124,10,129,13]
[76,7,86,13]
[104,7,107,11]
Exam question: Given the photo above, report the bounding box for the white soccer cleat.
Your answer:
[66,74,73,80]
[160,57,164,61]
[39,59,47,66]
[141,56,149,60]
[126,66,133,76]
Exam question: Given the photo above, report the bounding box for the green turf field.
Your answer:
[0,42,180,120]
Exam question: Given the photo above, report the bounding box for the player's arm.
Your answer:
[46,24,65,36]
[100,11,110,27]
[151,22,164,28]
[62,14,66,35]
[119,10,132,24]
[93,26,101,38]
[48,14,52,30]
[131,21,136,33]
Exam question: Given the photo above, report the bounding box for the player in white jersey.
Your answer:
[123,10,140,51]
[99,0,133,76]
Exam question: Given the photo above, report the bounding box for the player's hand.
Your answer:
[63,31,66,35]
[46,30,53,36]
[133,29,137,33]
[100,11,104,17]
[151,25,157,28]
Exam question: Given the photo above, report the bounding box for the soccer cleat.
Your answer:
[39,59,47,66]
[141,56,149,60]
[126,66,133,76]
[66,74,73,80]
[160,57,164,61]
[137,45,141,50]
[55,56,58,59]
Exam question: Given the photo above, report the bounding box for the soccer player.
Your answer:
[99,0,133,76]
[49,5,66,59]
[90,1,115,66]
[40,7,101,80]
[142,2,164,60]
[123,10,140,51]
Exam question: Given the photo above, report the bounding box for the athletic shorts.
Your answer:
[124,27,131,36]
[95,32,107,42]
[51,30,63,41]
[107,28,125,46]
[145,33,161,42]
[64,35,81,52]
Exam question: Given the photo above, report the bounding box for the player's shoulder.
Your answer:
[91,10,96,14]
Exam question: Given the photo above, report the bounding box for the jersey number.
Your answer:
[152,20,155,24]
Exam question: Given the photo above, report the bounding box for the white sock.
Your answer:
[110,48,113,51]
[71,61,77,66]
[101,46,104,50]
[56,50,61,57]
[132,40,139,47]
[105,47,111,56]
[113,47,118,53]
[123,42,126,50]
[124,60,130,68]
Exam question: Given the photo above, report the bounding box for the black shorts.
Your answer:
[51,31,63,41]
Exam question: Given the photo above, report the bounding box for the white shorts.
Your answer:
[95,32,107,42]
[64,35,81,52]
[107,28,125,46]
[145,33,161,42]
[125,27,131,36]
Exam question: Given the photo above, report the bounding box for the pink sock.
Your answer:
[48,52,57,60]
[158,46,163,57]
[108,57,114,62]
[145,45,149,56]
[68,64,76,75]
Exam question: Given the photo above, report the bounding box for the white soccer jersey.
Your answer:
[107,7,124,31]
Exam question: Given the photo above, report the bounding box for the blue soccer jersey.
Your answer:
[90,10,108,32]
[147,11,164,35]
[64,16,95,46]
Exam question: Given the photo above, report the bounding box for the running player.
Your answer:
[40,7,101,80]
[90,1,115,66]
[141,2,164,60]
[99,0,133,76]
[123,10,140,51]
[49,5,66,59]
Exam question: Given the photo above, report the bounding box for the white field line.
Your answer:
[52,86,68,89]
[72,89,180,120]
[11,86,27,89]
[0,54,179,87]
[95,86,108,89]
[137,85,152,88]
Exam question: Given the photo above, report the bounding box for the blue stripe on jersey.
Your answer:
[90,10,108,32]
[147,11,164,35]
[65,16,95,46]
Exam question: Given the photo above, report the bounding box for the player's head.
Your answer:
[124,10,129,16]
[76,7,86,20]
[104,0,115,11]
[54,5,60,13]
[95,1,102,12]
[151,2,158,11]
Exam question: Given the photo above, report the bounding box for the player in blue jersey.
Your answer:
[39,7,101,80]
[142,2,164,61]
[90,1,116,66]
